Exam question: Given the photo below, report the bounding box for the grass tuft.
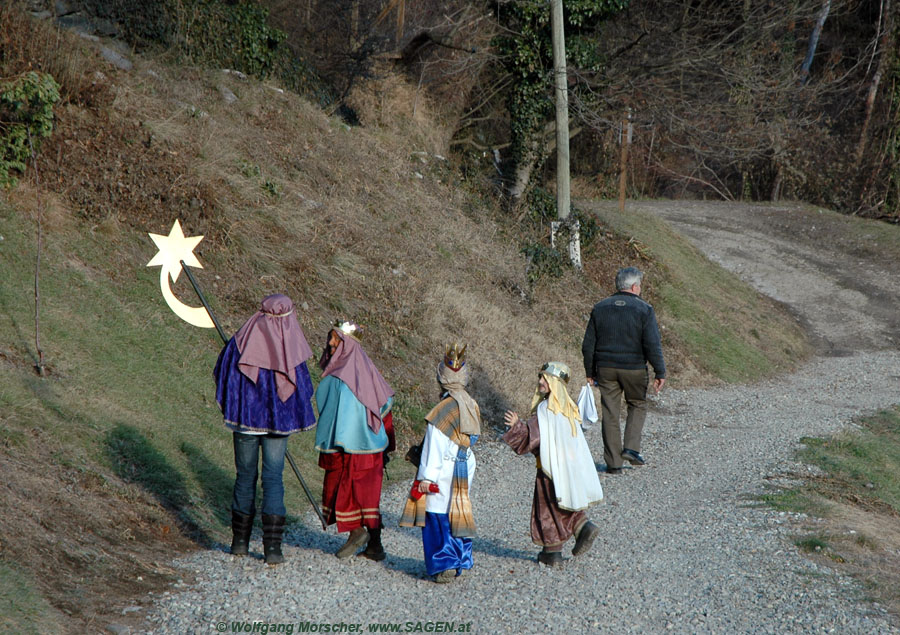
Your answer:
[760,406,900,618]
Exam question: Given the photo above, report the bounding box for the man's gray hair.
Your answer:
[615,266,643,291]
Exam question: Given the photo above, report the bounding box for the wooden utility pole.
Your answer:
[396,0,405,44]
[618,108,632,213]
[550,0,581,269]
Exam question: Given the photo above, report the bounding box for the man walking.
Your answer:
[582,267,665,474]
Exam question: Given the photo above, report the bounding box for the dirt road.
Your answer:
[633,200,900,356]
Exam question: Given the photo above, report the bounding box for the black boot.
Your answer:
[359,527,386,561]
[537,549,563,566]
[262,514,286,565]
[230,510,254,557]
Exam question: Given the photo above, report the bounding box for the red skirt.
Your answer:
[319,451,384,532]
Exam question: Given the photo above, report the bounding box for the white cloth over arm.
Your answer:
[536,401,603,511]
[416,423,476,514]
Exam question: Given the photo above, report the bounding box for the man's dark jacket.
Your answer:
[581,291,666,379]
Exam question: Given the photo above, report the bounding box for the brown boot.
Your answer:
[537,549,563,566]
[433,569,456,583]
[230,510,254,557]
[262,514,285,565]
[358,527,386,561]
[572,521,599,557]
[335,527,368,559]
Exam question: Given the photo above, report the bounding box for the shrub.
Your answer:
[170,0,286,78]
[521,242,565,283]
[0,71,61,188]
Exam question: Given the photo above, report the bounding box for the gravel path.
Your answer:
[138,202,900,634]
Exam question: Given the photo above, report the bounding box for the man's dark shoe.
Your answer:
[621,449,646,466]
[537,550,563,566]
[572,521,600,557]
[606,466,623,475]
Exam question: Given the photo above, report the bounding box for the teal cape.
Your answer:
[315,375,391,454]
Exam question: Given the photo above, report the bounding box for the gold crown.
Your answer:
[333,320,363,341]
[444,343,467,371]
[540,361,570,383]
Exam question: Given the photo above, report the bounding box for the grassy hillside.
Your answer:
[1,7,809,631]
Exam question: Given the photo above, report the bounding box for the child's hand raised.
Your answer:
[503,410,520,427]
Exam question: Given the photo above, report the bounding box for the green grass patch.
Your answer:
[758,407,900,517]
[795,535,830,553]
[758,487,831,517]
[795,536,847,563]
[758,406,900,616]
[0,562,63,633]
[796,408,900,513]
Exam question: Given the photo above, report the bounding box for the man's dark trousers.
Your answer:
[596,367,648,470]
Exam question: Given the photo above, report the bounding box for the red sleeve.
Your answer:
[383,411,395,453]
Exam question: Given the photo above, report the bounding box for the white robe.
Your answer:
[537,400,603,511]
[416,423,476,514]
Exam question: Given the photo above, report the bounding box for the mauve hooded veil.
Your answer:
[214,294,316,434]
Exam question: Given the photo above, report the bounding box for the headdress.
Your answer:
[233,294,313,402]
[530,361,580,436]
[322,319,394,433]
[436,343,480,436]
[443,343,467,372]
[333,319,363,342]
[540,361,570,383]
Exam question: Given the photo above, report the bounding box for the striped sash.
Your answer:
[398,398,477,537]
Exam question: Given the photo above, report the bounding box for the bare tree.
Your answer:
[566,0,885,210]
[799,0,833,85]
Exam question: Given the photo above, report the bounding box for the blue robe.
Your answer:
[314,375,390,453]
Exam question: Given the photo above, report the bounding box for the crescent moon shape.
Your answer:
[159,266,214,329]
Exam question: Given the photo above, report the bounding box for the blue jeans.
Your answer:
[232,432,288,517]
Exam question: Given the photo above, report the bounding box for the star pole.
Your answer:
[148,220,327,530]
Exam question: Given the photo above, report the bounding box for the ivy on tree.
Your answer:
[494,0,628,169]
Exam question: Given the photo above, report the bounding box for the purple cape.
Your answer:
[214,338,316,434]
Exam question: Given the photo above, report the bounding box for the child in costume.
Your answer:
[400,344,480,583]
[502,361,603,565]
[315,321,395,560]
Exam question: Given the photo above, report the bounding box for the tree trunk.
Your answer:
[508,148,537,203]
[770,165,783,202]
[798,0,832,84]
[855,0,892,166]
